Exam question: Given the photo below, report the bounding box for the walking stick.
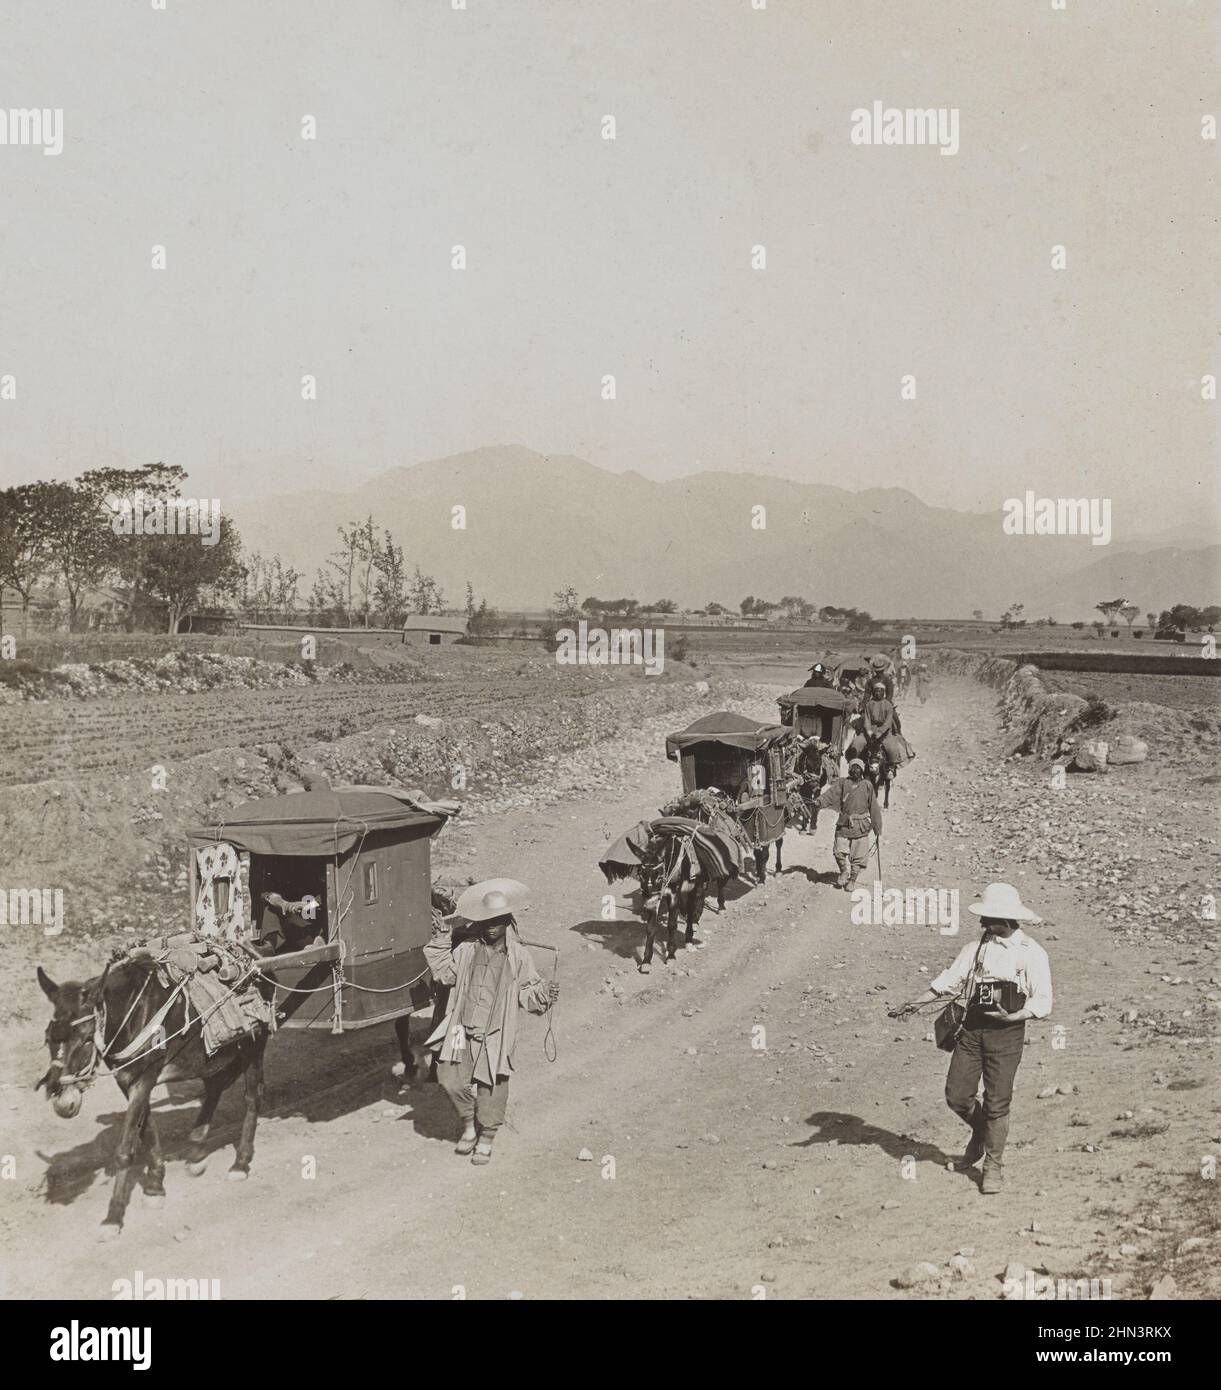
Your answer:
[873,834,883,880]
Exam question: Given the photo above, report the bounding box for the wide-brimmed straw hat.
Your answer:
[870,654,890,668]
[968,882,1041,924]
[456,878,530,922]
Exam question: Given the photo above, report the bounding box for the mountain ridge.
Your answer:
[231,446,1218,618]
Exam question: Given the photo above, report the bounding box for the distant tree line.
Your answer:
[0,464,496,637]
[995,596,1218,640]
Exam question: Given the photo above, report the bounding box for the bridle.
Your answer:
[44,968,151,1094]
[44,1006,107,1092]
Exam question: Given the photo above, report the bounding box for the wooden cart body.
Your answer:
[777,687,851,758]
[664,712,793,847]
[187,784,452,1033]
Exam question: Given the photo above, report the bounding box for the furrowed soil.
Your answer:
[1,670,1217,1301]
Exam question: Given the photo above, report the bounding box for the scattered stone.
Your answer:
[893,1262,941,1289]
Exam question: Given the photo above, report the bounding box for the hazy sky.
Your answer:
[1,0,1216,540]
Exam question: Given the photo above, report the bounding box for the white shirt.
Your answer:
[930,928,1053,1019]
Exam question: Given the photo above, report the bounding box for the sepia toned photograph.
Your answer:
[1,0,1217,1345]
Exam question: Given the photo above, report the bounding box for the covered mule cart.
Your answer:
[664,712,794,864]
[777,686,852,761]
[187,781,457,1034]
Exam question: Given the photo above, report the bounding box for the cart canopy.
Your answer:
[188,783,451,858]
[665,711,792,760]
[778,687,849,712]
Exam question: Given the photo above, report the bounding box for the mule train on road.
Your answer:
[35,649,924,1226]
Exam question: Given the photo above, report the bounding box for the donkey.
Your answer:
[862,733,895,808]
[753,833,785,882]
[639,834,724,972]
[37,958,269,1237]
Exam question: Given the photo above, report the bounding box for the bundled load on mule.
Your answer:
[658,786,753,851]
[599,814,743,896]
[127,931,273,1056]
[599,813,744,972]
[664,711,795,881]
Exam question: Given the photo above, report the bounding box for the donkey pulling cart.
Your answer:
[36,779,458,1232]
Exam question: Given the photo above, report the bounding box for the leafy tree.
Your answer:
[70,463,187,628]
[1119,602,1140,634]
[1095,597,1126,632]
[42,478,113,631]
[582,596,639,620]
[776,595,814,621]
[0,482,58,636]
[1157,605,1205,635]
[141,515,243,632]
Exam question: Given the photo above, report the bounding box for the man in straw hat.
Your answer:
[893,883,1053,1194]
[816,757,883,890]
[867,652,897,700]
[423,878,558,1165]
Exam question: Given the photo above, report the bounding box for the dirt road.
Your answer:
[3,679,1217,1300]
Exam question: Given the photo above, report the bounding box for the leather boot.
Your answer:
[959,1106,986,1169]
[980,1157,1004,1194]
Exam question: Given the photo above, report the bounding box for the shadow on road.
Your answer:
[794,1110,952,1168]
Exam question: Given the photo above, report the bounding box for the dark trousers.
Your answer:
[945,1020,1025,1162]
[437,1043,508,1136]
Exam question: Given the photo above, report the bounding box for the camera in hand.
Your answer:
[971,978,1025,1013]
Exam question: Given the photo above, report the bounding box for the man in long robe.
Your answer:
[424,879,557,1165]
